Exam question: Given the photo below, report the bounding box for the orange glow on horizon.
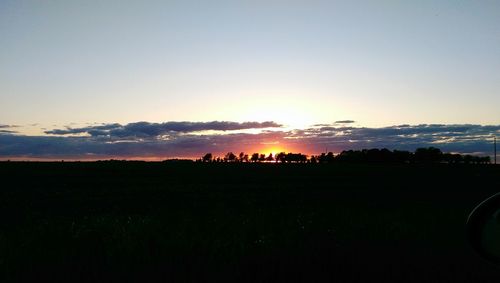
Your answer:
[246,146,283,157]
[248,144,310,157]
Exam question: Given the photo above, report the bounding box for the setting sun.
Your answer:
[253,145,289,157]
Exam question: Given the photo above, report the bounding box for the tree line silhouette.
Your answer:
[197,147,491,164]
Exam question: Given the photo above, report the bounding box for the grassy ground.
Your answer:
[1,162,500,282]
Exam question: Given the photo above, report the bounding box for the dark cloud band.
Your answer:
[1,123,498,159]
[334,120,355,124]
[44,121,282,137]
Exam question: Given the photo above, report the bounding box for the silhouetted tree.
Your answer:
[415,147,442,163]
[393,150,411,163]
[300,154,308,163]
[201,147,488,165]
[380,148,393,161]
[251,153,259,162]
[317,153,327,163]
[310,155,317,164]
[275,152,286,163]
[442,153,462,164]
[316,152,335,163]
[285,153,307,163]
[326,152,335,163]
[264,153,273,162]
[480,156,491,164]
[462,155,490,164]
[337,150,362,162]
[225,152,237,162]
[202,153,212,163]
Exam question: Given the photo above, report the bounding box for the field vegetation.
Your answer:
[1,158,499,282]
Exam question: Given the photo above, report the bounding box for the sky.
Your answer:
[0,0,499,159]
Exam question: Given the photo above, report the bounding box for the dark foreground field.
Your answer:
[1,162,500,282]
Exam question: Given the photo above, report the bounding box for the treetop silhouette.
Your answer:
[197,147,491,164]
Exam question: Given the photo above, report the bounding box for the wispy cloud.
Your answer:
[0,124,19,134]
[0,124,19,129]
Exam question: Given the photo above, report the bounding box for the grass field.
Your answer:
[1,162,500,282]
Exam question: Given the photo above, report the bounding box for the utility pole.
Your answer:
[495,136,497,165]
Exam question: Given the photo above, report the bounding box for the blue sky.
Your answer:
[0,1,499,158]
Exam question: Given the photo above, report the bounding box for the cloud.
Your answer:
[0,125,19,134]
[292,124,499,155]
[45,121,282,137]
[45,123,122,136]
[2,123,499,160]
[334,120,355,124]
[0,124,19,129]
[0,131,288,159]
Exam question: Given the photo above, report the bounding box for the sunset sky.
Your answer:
[1,0,499,160]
